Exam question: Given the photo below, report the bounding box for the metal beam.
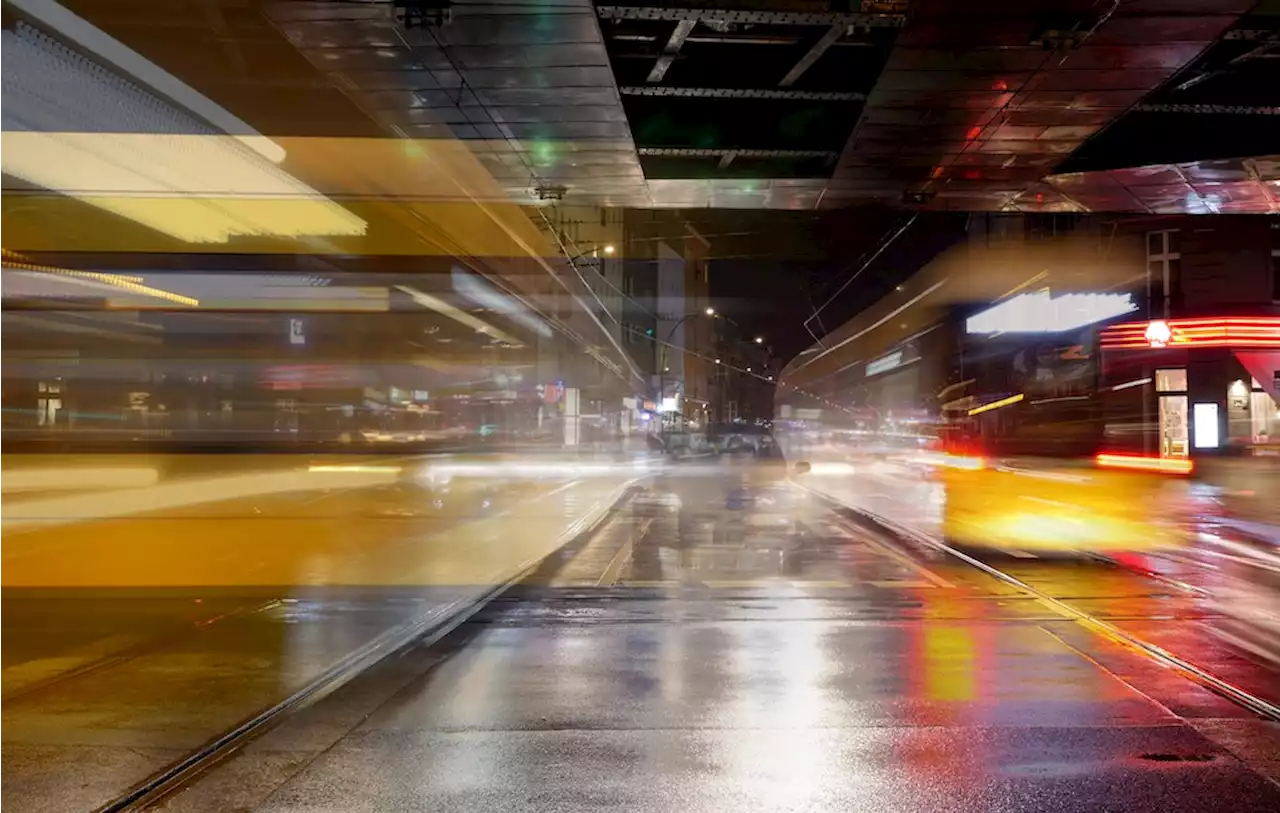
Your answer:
[638,147,838,161]
[780,24,844,87]
[1173,41,1277,92]
[1135,103,1280,115]
[620,86,865,101]
[596,7,904,28]
[647,18,695,83]
[1223,29,1280,41]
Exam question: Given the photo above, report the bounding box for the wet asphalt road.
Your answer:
[147,458,1280,813]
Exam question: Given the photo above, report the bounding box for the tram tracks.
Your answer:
[0,597,282,704]
[795,481,1280,723]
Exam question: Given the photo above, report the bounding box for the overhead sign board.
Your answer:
[866,350,904,377]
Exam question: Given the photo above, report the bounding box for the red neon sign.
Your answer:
[1144,320,1172,348]
[1100,317,1280,350]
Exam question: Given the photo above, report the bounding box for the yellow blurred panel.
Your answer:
[1,136,577,258]
[923,626,976,702]
[941,465,1186,552]
[1,479,559,588]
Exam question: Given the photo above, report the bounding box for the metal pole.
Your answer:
[658,314,690,439]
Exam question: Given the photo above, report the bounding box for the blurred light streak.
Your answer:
[967,393,1024,416]
[994,271,1048,302]
[451,266,551,337]
[3,251,199,306]
[307,465,403,474]
[1001,468,1090,484]
[1198,536,1280,573]
[807,461,856,476]
[937,454,986,471]
[1110,377,1152,391]
[395,285,522,346]
[1095,453,1193,475]
[419,459,653,484]
[1,467,159,492]
[798,279,948,369]
[936,378,975,399]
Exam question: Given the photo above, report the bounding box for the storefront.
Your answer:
[1099,317,1280,459]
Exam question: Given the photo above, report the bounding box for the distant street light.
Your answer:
[657,309,719,438]
[754,336,764,344]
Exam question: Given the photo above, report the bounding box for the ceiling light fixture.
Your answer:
[2,19,365,245]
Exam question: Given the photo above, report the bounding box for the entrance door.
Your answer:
[1158,394,1189,458]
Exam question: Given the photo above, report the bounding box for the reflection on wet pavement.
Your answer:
[143,460,1280,813]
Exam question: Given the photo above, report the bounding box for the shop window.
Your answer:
[1155,368,1187,393]
[1146,229,1181,317]
[1247,377,1280,446]
[1154,367,1188,458]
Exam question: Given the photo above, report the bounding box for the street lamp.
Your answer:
[754,336,764,344]
[656,308,717,437]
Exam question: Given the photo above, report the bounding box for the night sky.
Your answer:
[709,213,970,365]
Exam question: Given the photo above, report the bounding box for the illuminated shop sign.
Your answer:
[966,292,1137,334]
[1100,317,1280,350]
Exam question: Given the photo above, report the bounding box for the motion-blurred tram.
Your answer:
[775,220,1278,553]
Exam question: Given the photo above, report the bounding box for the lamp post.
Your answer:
[656,307,714,437]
